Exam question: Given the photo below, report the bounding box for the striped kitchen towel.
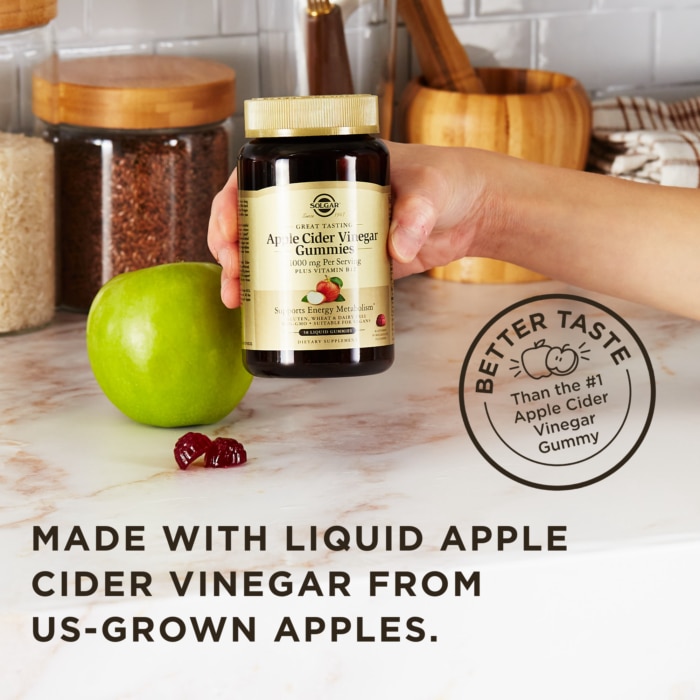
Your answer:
[588,95,700,187]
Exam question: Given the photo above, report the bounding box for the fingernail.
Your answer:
[220,275,233,308]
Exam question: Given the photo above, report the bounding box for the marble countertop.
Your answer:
[2,274,700,699]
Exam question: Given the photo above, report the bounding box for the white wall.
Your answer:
[53,0,700,149]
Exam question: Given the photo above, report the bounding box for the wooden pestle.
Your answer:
[307,3,355,95]
[397,0,485,93]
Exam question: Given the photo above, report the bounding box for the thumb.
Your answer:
[388,193,439,263]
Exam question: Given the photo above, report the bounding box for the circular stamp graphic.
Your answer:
[459,295,655,490]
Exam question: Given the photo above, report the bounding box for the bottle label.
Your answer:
[239,180,393,352]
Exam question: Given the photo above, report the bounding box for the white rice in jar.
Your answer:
[0,132,55,334]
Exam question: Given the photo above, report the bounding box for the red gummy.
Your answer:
[204,437,247,468]
[174,431,212,470]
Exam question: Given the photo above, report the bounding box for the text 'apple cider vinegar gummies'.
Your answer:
[237,94,394,378]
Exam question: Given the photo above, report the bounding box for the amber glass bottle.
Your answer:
[237,95,394,378]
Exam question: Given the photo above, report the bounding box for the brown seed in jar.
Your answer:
[56,125,230,311]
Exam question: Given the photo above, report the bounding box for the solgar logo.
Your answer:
[310,193,339,217]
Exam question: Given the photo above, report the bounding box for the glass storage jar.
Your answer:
[257,0,397,137]
[32,54,236,311]
[0,0,57,334]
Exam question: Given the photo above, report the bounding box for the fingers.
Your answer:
[217,245,241,308]
[385,141,451,274]
[208,167,239,254]
[208,168,241,308]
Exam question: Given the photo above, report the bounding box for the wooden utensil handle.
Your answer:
[307,5,355,96]
[398,0,485,93]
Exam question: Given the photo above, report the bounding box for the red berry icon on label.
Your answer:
[376,313,387,327]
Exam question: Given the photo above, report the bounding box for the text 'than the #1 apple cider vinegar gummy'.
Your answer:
[237,94,394,378]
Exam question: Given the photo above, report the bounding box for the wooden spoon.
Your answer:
[397,0,485,93]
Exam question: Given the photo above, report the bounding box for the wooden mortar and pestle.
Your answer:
[398,0,591,283]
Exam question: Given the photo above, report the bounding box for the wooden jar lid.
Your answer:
[33,55,236,129]
[0,0,56,31]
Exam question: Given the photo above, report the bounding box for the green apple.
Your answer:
[86,262,252,428]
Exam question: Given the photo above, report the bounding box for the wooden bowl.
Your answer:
[400,67,591,283]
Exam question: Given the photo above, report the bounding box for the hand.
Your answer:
[208,168,241,308]
[386,140,486,277]
[207,141,488,308]
[210,138,700,320]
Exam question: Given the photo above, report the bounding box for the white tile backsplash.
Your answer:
[443,0,468,14]
[53,0,87,44]
[449,19,532,69]
[58,42,153,60]
[598,0,700,7]
[156,35,260,114]
[220,0,259,35]
[656,8,700,85]
[51,0,700,139]
[538,10,654,90]
[477,0,592,16]
[89,0,219,41]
